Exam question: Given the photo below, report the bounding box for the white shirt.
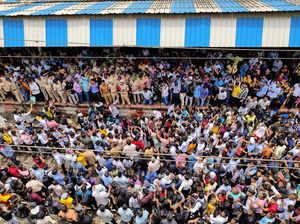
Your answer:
[209,215,228,224]
[258,99,270,110]
[293,83,300,97]
[179,178,193,191]
[29,82,40,95]
[97,209,113,223]
[143,90,153,100]
[93,191,109,206]
[161,85,169,97]
[218,88,227,100]
[129,197,140,209]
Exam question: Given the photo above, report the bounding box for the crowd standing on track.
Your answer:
[0,48,298,223]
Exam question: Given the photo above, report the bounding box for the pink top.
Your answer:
[20,134,33,145]
[47,120,58,129]
[73,82,82,93]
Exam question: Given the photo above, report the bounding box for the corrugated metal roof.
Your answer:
[171,0,195,13]
[122,0,153,14]
[0,0,300,16]
[76,1,114,15]
[31,2,78,15]
[260,0,300,11]
[215,0,248,12]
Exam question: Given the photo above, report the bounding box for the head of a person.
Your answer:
[122,204,128,210]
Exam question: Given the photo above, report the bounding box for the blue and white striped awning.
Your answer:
[0,0,300,16]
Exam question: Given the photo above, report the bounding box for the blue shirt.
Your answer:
[240,64,249,78]
[31,169,45,181]
[199,88,209,99]
[1,146,14,158]
[259,216,275,224]
[101,175,113,187]
[194,85,201,98]
[145,171,157,184]
[257,85,268,97]
[215,80,224,87]
[118,208,134,222]
[135,210,149,224]
[50,172,65,185]
[80,77,89,92]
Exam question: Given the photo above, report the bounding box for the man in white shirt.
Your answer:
[161,82,169,105]
[142,88,153,105]
[217,87,227,105]
[258,96,270,110]
[208,210,228,224]
[117,204,134,223]
[148,156,160,173]
[97,205,114,223]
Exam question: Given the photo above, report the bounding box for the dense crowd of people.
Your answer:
[0,48,299,109]
[0,48,298,224]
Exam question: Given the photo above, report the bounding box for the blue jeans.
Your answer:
[77,92,83,104]
[143,98,153,105]
[200,98,206,106]
[20,88,28,101]
[196,98,200,106]
[162,96,168,105]
[83,91,90,104]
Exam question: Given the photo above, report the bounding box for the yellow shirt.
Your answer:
[76,152,87,167]
[60,197,73,209]
[187,143,197,154]
[207,201,216,215]
[0,193,11,203]
[46,108,53,118]
[3,134,12,144]
[212,126,219,134]
[99,129,108,138]
[232,85,240,98]
[242,76,252,85]
[246,114,256,123]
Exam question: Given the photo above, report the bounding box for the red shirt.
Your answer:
[28,193,43,203]
[33,157,45,168]
[132,141,144,150]
[8,167,22,178]
[267,203,278,213]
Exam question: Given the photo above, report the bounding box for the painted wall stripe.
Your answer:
[185,18,210,47]
[236,17,263,47]
[90,19,113,47]
[262,15,290,47]
[113,16,136,46]
[3,19,24,47]
[0,19,3,47]
[210,16,236,47]
[46,19,68,47]
[160,16,185,47]
[68,17,89,46]
[136,18,160,47]
[24,17,45,47]
[289,17,300,47]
